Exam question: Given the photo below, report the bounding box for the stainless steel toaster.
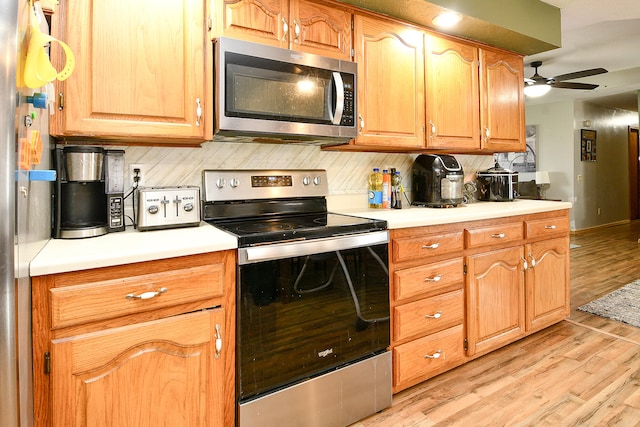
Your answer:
[137,186,200,231]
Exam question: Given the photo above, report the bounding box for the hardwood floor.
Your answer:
[351,221,640,427]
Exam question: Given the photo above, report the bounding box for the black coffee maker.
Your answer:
[412,154,464,207]
[52,146,125,238]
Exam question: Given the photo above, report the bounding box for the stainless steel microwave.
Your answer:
[213,37,357,144]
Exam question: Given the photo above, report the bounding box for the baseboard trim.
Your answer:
[571,219,631,234]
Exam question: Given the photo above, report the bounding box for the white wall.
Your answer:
[526,99,638,230]
[573,102,638,229]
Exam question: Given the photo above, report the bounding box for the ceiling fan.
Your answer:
[524,60,608,97]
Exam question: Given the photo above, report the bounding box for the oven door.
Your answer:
[236,231,390,402]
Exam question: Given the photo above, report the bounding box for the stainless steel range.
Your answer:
[202,169,391,427]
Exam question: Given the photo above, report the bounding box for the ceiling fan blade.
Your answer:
[552,68,608,82]
[550,81,599,90]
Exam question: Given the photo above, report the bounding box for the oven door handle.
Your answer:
[238,230,389,264]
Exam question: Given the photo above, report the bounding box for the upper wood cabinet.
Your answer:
[424,35,480,150]
[480,47,526,152]
[212,0,353,60]
[352,14,426,149]
[50,0,211,144]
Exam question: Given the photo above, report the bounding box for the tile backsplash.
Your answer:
[118,140,494,207]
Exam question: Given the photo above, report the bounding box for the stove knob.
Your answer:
[302,176,311,186]
[313,176,322,186]
[216,178,226,188]
[230,178,240,188]
[184,202,194,212]
[148,205,159,214]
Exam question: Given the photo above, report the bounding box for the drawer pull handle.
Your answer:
[424,274,442,282]
[491,233,505,239]
[422,243,440,249]
[425,311,442,319]
[215,324,223,359]
[126,287,168,300]
[424,349,443,359]
[544,225,557,229]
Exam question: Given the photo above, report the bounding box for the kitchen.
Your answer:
[1,0,639,426]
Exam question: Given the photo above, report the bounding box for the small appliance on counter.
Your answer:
[52,146,125,239]
[476,163,519,201]
[412,154,464,207]
[137,186,200,231]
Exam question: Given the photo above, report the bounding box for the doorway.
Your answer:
[629,126,640,220]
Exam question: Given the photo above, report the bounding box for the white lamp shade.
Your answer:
[535,171,551,185]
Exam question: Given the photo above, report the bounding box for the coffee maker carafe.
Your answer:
[52,146,125,238]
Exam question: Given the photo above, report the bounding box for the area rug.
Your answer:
[577,280,640,327]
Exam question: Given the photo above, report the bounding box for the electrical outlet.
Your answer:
[129,164,145,187]
[597,207,601,215]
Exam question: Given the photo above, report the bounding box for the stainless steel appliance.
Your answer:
[3,2,54,425]
[477,163,519,201]
[52,146,125,238]
[203,169,391,427]
[412,154,464,207]
[137,186,200,231]
[214,37,357,144]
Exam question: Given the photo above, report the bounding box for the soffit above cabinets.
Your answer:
[337,0,561,55]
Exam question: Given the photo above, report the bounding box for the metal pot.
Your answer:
[476,163,518,202]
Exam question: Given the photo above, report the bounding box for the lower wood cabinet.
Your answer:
[50,309,225,426]
[389,209,570,393]
[32,251,236,427]
[465,245,526,357]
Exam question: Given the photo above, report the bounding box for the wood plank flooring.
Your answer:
[350,221,640,427]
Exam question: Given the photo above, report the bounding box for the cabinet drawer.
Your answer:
[393,324,465,390]
[525,215,570,238]
[392,231,463,263]
[465,222,523,249]
[50,263,224,329]
[393,288,464,341]
[394,257,463,301]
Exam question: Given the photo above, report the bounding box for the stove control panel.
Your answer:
[203,169,328,202]
[137,186,200,231]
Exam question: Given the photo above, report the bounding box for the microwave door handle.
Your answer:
[330,72,345,125]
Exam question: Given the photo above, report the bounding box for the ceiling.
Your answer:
[525,0,640,112]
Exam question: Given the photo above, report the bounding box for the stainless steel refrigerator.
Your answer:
[2,1,53,425]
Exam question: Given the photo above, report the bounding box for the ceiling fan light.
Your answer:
[432,11,462,28]
[524,83,551,97]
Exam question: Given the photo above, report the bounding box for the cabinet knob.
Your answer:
[282,18,289,41]
[195,98,202,127]
[424,349,443,359]
[293,19,300,43]
[215,324,223,359]
[422,242,440,249]
[125,287,168,300]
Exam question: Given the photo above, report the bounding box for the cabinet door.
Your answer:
[292,0,352,60]
[465,246,525,356]
[425,35,480,150]
[50,309,225,427]
[479,48,525,152]
[525,237,570,332]
[353,15,425,148]
[215,0,289,48]
[51,0,209,143]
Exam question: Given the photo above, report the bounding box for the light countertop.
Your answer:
[30,199,571,276]
[30,222,238,276]
[331,199,572,229]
